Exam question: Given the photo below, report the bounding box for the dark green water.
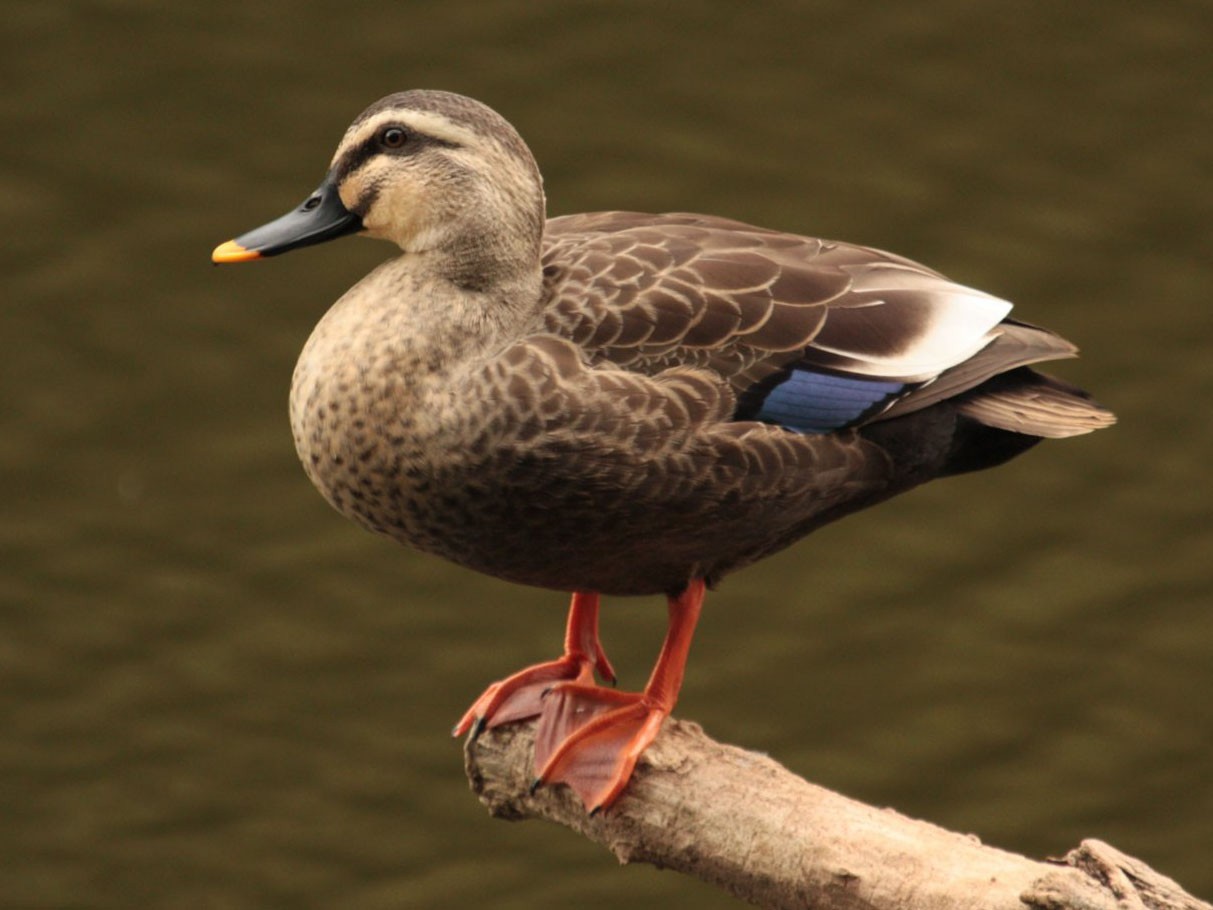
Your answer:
[3,2,1210,907]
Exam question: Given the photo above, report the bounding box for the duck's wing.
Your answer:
[541,212,1099,436]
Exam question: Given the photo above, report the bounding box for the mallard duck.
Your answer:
[213,90,1114,812]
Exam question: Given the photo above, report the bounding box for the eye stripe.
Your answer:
[329,125,460,185]
[331,140,378,184]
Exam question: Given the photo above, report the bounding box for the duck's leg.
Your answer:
[454,591,616,737]
[532,578,706,813]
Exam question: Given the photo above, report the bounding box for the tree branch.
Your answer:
[464,718,1208,910]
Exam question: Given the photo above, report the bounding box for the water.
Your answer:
[3,2,1210,907]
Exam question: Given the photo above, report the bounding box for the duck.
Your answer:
[213,89,1114,813]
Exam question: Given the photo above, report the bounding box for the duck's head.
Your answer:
[213,91,546,284]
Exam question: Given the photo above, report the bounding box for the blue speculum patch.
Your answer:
[751,369,907,433]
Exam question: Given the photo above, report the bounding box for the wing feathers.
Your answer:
[808,267,1012,380]
[541,213,1104,438]
[739,370,907,433]
[878,321,1079,421]
[544,215,1013,383]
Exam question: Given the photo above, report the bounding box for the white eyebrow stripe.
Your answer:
[332,109,482,165]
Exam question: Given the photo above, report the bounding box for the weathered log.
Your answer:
[464,718,1208,910]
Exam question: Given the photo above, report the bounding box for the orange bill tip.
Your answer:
[211,240,262,264]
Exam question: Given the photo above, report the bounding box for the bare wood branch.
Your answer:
[464,718,1209,910]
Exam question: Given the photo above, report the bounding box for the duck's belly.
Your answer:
[290,403,715,595]
[288,374,874,596]
[289,375,784,596]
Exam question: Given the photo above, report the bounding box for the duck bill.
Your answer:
[212,177,362,264]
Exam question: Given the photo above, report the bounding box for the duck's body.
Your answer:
[216,90,1114,811]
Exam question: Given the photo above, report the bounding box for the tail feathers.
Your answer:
[956,368,1116,438]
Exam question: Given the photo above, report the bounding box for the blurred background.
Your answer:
[3,2,1210,907]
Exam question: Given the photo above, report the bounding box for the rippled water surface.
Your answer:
[3,2,1211,907]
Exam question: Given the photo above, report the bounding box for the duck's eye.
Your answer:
[379,127,409,149]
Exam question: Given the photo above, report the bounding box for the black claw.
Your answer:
[454,716,488,740]
[588,804,602,817]
[528,777,543,795]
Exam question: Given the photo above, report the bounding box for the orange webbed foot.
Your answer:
[453,591,615,738]
[461,580,705,814]
[453,654,597,738]
[531,683,668,813]
[527,579,706,812]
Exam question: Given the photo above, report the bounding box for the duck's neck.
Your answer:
[437,230,542,296]
[431,242,542,327]
[425,192,545,295]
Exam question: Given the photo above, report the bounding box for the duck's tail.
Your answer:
[956,367,1117,439]
[929,367,1115,477]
